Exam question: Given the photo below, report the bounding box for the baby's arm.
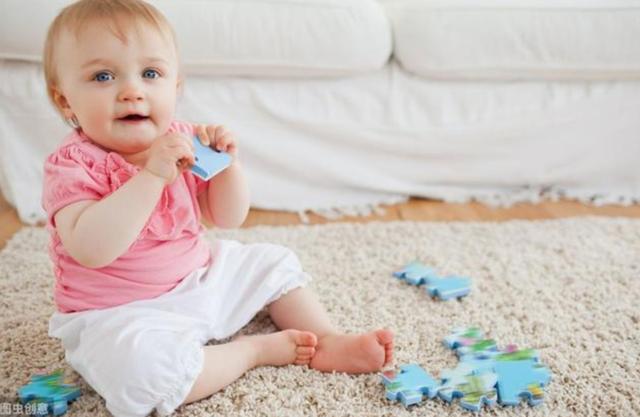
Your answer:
[54,132,195,268]
[203,163,250,228]
[55,170,165,268]
[195,124,250,228]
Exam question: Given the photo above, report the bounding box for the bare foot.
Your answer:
[309,329,394,374]
[236,330,317,367]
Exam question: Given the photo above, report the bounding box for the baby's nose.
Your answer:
[117,82,144,102]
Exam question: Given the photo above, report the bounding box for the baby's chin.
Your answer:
[87,130,156,154]
[115,136,156,154]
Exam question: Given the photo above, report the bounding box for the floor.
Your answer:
[2,190,640,250]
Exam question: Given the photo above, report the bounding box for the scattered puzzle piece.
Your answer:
[382,328,551,412]
[425,275,471,300]
[455,339,499,359]
[443,326,484,349]
[392,261,436,286]
[494,348,540,362]
[493,359,551,406]
[456,357,499,376]
[443,326,498,358]
[381,364,439,407]
[444,327,539,362]
[439,370,498,412]
[393,263,471,300]
[18,370,81,416]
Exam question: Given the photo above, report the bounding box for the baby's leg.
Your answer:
[183,329,317,404]
[268,287,394,374]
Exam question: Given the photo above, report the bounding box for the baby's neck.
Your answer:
[120,149,150,168]
[81,132,149,168]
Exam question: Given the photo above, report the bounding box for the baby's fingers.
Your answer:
[205,125,224,150]
[172,142,195,169]
[218,133,238,157]
[195,124,211,147]
[215,128,236,153]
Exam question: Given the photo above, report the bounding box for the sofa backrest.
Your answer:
[381,0,640,80]
[0,0,392,77]
[2,0,640,80]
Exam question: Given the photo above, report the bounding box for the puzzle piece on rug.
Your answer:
[392,261,436,286]
[443,326,485,349]
[493,359,551,406]
[381,327,552,412]
[18,369,81,416]
[380,364,439,407]
[439,370,498,412]
[443,326,498,358]
[392,262,471,300]
[425,275,471,300]
[455,338,499,359]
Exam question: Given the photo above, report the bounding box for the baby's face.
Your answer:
[54,21,180,155]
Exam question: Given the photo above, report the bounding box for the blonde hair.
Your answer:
[43,0,178,114]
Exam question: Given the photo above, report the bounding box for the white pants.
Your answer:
[48,240,311,417]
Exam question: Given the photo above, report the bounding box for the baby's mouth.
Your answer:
[117,114,150,122]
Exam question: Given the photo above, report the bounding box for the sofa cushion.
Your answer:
[382,0,640,80]
[0,0,391,77]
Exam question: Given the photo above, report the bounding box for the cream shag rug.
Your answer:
[1,217,639,417]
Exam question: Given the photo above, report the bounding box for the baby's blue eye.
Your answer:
[143,69,160,79]
[94,72,114,82]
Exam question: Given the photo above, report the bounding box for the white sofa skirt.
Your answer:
[1,60,639,224]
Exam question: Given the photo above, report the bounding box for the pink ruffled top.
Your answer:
[42,121,212,313]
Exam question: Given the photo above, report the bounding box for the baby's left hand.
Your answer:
[194,124,239,160]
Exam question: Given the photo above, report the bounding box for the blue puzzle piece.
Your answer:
[381,364,439,407]
[191,136,232,180]
[393,262,436,286]
[443,326,484,350]
[456,357,498,376]
[439,366,498,412]
[449,346,536,375]
[493,359,551,406]
[455,339,499,359]
[425,275,471,300]
[494,348,540,363]
[445,327,499,359]
[382,329,552,412]
[440,361,481,384]
[18,370,81,416]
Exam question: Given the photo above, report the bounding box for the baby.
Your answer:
[41,0,393,416]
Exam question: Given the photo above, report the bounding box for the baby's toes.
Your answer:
[294,357,312,365]
[376,329,394,365]
[375,329,394,346]
[295,346,316,365]
[295,331,318,348]
[384,344,394,366]
[296,346,316,357]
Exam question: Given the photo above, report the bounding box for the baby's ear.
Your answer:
[51,87,72,117]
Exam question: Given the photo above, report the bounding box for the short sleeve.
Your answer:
[42,143,110,225]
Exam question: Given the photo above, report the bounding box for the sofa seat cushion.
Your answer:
[0,0,391,77]
[382,0,640,80]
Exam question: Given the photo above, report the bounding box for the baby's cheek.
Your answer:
[154,111,175,136]
[81,112,109,139]
[148,86,183,136]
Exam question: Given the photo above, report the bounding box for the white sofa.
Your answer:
[1,0,640,224]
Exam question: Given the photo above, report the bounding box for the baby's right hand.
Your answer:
[144,133,195,184]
